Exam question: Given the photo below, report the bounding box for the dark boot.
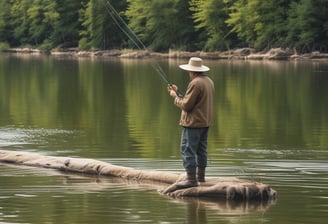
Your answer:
[175,172,198,189]
[197,167,206,182]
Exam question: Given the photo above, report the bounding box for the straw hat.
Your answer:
[179,57,210,72]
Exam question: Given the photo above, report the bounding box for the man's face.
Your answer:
[189,71,196,79]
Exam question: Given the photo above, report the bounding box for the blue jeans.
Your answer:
[180,127,209,173]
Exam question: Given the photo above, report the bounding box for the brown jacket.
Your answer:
[174,75,215,128]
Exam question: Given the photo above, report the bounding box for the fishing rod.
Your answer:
[103,0,184,97]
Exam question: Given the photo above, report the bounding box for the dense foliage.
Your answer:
[0,0,327,52]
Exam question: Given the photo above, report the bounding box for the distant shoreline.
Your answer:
[2,47,328,61]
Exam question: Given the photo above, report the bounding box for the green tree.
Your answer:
[226,0,292,49]
[225,0,255,46]
[9,0,78,48]
[126,0,197,51]
[51,0,86,48]
[1,0,327,52]
[286,0,328,52]
[0,0,12,43]
[253,0,292,49]
[190,0,237,51]
[27,0,59,46]
[10,0,32,46]
[79,0,127,50]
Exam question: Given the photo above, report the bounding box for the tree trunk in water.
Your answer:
[0,149,277,202]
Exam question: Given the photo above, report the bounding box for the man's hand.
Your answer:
[168,84,178,98]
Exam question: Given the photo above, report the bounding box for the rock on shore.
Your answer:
[2,47,328,60]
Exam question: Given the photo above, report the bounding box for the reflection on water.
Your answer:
[1,150,328,224]
[1,56,327,159]
[0,127,76,146]
[0,55,328,223]
[0,162,276,224]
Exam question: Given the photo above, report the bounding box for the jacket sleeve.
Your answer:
[174,82,200,112]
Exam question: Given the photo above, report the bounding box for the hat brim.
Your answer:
[179,64,210,72]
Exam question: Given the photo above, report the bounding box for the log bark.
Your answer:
[0,149,277,202]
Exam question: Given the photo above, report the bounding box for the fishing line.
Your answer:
[103,0,184,97]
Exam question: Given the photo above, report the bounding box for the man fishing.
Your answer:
[168,57,215,189]
[105,1,215,189]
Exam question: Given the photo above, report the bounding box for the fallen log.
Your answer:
[0,149,277,202]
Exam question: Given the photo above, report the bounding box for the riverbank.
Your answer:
[2,47,328,60]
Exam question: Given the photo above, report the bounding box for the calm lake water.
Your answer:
[0,54,328,223]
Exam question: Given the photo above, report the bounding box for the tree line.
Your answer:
[0,0,327,53]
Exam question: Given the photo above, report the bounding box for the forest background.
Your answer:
[0,0,327,53]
